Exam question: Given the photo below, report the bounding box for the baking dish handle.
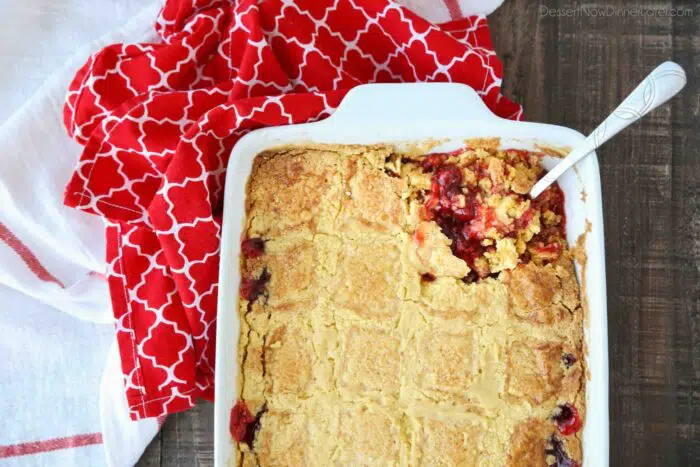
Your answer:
[327,83,499,124]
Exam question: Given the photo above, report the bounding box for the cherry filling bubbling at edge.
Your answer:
[240,268,270,302]
[552,403,582,435]
[546,435,580,467]
[230,401,255,444]
[230,401,267,449]
[241,237,266,258]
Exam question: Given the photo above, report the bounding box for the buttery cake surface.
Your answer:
[233,142,585,466]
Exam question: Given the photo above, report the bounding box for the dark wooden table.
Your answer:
[137,1,699,465]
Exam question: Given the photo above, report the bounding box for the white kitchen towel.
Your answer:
[0,0,503,465]
[0,1,163,466]
[0,0,160,323]
[0,283,111,466]
[100,343,163,467]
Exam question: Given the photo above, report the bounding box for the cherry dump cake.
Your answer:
[233,142,585,466]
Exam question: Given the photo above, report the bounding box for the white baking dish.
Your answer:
[214,83,609,467]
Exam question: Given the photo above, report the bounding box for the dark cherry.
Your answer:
[552,403,583,435]
[240,268,270,303]
[421,153,449,172]
[562,353,577,367]
[421,273,436,282]
[434,165,463,196]
[461,272,477,284]
[241,237,265,258]
[545,435,580,467]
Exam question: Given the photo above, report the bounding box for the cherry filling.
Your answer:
[421,273,436,282]
[422,164,487,275]
[230,401,254,444]
[552,404,582,435]
[562,353,577,368]
[420,149,463,172]
[419,150,567,278]
[229,401,267,449]
[530,182,567,254]
[545,435,580,467]
[240,268,270,303]
[241,237,265,258]
[413,227,426,247]
[506,148,533,164]
[535,181,567,232]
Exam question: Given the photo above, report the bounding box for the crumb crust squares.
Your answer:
[233,142,585,467]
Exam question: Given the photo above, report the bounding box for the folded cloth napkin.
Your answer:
[63,0,521,421]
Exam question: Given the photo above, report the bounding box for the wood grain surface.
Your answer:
[137,0,699,465]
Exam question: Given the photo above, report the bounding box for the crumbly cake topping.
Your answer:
[233,143,585,466]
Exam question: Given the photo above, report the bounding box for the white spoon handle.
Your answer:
[530,61,687,199]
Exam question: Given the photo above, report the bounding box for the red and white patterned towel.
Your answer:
[63,0,521,420]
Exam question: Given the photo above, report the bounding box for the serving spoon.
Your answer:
[530,61,687,199]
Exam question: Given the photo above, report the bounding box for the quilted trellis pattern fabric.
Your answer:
[62,0,522,419]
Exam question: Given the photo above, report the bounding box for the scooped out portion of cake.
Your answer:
[405,144,567,279]
[232,142,585,467]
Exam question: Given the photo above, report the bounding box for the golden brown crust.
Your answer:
[246,147,343,237]
[504,257,580,325]
[236,143,585,466]
[338,325,401,395]
[331,239,405,321]
[264,319,314,397]
[507,418,550,466]
[254,410,309,465]
[505,341,566,405]
[336,404,403,465]
[412,328,478,397]
[339,152,406,234]
[412,415,487,465]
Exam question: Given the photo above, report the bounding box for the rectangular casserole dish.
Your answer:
[214,83,609,467]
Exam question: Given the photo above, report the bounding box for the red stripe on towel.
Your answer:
[0,221,65,288]
[0,433,103,458]
[442,0,464,20]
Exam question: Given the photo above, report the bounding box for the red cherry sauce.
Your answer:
[413,226,426,247]
[240,268,270,303]
[420,149,464,172]
[230,401,267,449]
[241,237,265,258]
[422,162,486,276]
[230,401,255,443]
[420,149,568,277]
[552,403,582,435]
[505,148,533,163]
[529,181,566,260]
